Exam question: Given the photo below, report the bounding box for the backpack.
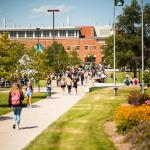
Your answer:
[125,79,130,86]
[133,78,138,85]
[11,90,20,105]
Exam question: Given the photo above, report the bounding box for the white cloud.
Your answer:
[30,5,76,18]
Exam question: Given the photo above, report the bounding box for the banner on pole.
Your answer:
[115,0,124,6]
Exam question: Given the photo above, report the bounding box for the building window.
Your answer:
[51,31,58,37]
[26,31,33,37]
[76,46,80,50]
[10,31,17,38]
[101,45,105,49]
[18,31,25,38]
[68,30,74,37]
[67,46,70,51]
[94,46,96,50]
[60,30,66,37]
[85,46,89,50]
[43,31,49,37]
[35,31,41,37]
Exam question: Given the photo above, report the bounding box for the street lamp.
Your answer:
[47,9,60,73]
[36,28,40,51]
[113,0,124,96]
[141,0,144,93]
[47,9,60,42]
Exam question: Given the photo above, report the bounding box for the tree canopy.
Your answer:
[103,0,150,75]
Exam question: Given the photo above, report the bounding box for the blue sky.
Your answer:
[0,0,149,28]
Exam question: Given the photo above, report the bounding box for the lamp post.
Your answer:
[141,0,144,93]
[47,9,60,42]
[113,0,124,96]
[47,9,60,73]
[36,28,40,51]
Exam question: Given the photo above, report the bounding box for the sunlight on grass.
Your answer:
[24,87,130,150]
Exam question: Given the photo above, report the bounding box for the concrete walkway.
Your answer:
[0,83,90,150]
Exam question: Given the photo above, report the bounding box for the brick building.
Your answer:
[0,25,112,64]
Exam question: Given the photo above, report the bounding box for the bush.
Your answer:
[127,90,150,106]
[115,105,150,133]
[124,121,150,150]
[144,71,150,87]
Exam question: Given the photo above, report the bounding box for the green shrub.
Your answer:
[144,71,150,87]
[124,121,150,150]
[127,90,150,105]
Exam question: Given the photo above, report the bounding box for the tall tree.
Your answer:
[68,49,81,67]
[45,42,69,73]
[103,0,150,77]
[0,33,26,79]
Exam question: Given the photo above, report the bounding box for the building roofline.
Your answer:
[0,26,81,31]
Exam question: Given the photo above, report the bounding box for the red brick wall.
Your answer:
[11,37,102,64]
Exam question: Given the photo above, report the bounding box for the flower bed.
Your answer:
[115,105,150,133]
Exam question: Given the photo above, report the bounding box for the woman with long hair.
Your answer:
[8,82,24,130]
[25,81,33,108]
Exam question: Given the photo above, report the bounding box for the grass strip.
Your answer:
[24,87,128,150]
[0,92,46,116]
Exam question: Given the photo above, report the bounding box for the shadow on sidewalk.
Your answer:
[0,116,13,121]
[20,126,38,130]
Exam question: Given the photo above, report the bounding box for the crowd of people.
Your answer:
[8,63,108,129]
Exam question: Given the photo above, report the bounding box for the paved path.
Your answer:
[0,82,91,150]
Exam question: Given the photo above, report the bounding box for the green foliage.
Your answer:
[124,121,150,150]
[68,49,81,67]
[0,32,27,80]
[127,90,150,105]
[45,41,69,73]
[144,71,150,87]
[103,0,150,72]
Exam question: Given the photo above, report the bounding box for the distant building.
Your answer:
[0,25,113,64]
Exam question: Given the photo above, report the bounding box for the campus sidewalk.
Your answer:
[0,84,90,150]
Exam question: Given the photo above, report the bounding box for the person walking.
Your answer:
[8,82,24,130]
[25,80,33,108]
[60,76,66,95]
[66,76,72,94]
[46,77,52,98]
[72,77,78,95]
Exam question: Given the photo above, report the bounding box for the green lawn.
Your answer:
[24,87,129,150]
[0,91,46,116]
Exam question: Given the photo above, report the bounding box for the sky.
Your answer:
[0,0,149,28]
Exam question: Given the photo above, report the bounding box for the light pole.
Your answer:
[141,0,144,93]
[113,0,124,96]
[36,28,40,51]
[47,9,60,42]
[47,9,60,73]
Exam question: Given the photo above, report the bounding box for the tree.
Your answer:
[0,33,27,80]
[103,0,150,77]
[45,42,69,73]
[68,49,81,67]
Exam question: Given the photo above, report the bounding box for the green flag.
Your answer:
[115,0,124,6]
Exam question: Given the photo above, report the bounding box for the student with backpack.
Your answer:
[132,77,139,85]
[8,83,24,130]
